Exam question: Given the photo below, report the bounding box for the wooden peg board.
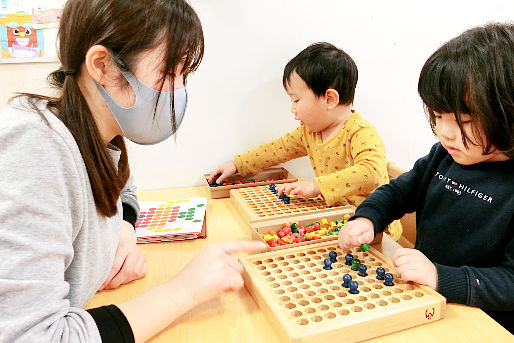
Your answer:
[230,185,348,224]
[205,167,298,198]
[240,240,446,343]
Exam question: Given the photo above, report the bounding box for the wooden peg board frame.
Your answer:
[205,167,298,198]
[240,240,446,343]
[230,185,348,224]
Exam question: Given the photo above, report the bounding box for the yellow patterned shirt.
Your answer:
[234,111,402,240]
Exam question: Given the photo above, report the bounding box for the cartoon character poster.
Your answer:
[0,14,43,58]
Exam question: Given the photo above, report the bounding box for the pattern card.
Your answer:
[135,197,207,243]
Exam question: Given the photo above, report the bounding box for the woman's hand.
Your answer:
[172,241,267,308]
[99,220,147,290]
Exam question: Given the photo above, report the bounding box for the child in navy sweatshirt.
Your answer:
[338,22,514,332]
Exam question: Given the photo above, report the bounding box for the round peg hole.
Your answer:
[295,278,304,283]
[373,284,383,289]
[279,262,289,266]
[318,304,329,311]
[311,315,323,322]
[414,292,424,297]
[324,295,335,301]
[264,258,273,263]
[301,270,311,275]
[282,280,292,286]
[253,260,263,265]
[297,318,309,326]
[284,267,293,271]
[298,300,310,306]
[330,285,340,291]
[369,293,379,299]
[377,300,388,306]
[332,302,343,308]
[286,254,295,259]
[275,289,285,294]
[297,252,306,257]
[289,272,299,277]
[381,290,391,296]
[291,310,302,317]
[356,296,367,302]
[389,297,400,303]
[287,287,298,292]
[285,303,296,309]
[270,283,280,288]
[318,288,328,294]
[324,279,334,285]
[276,256,285,261]
[393,288,403,293]
[279,296,290,302]
[272,269,283,274]
[277,275,286,279]
[311,297,322,303]
[401,295,412,300]
[306,291,316,296]
[404,284,415,290]
[256,265,266,270]
[338,309,350,316]
[336,292,347,298]
[343,299,355,305]
[361,287,371,292]
[364,303,375,309]
[312,282,322,287]
[293,293,303,299]
[305,307,315,313]
[265,277,275,282]
[324,312,336,319]
[351,306,363,312]
[300,284,310,289]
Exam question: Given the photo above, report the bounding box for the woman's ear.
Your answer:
[84,45,115,85]
[325,89,340,109]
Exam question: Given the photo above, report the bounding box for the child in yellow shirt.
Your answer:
[209,42,402,240]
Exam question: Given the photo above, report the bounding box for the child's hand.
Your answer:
[208,161,237,185]
[99,221,147,290]
[392,248,438,290]
[276,180,321,198]
[172,241,267,308]
[338,217,374,250]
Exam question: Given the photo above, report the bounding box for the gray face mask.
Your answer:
[95,70,187,145]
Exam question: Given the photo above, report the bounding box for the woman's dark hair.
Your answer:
[283,42,358,105]
[418,22,514,159]
[11,0,204,217]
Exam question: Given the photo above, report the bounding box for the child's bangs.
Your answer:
[418,51,472,123]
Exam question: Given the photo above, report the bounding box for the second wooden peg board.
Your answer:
[240,240,446,343]
[230,185,348,224]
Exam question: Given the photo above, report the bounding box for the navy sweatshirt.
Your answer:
[353,143,514,332]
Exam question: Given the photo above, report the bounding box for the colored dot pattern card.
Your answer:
[135,197,207,243]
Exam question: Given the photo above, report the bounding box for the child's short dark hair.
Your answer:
[418,22,514,159]
[283,42,358,105]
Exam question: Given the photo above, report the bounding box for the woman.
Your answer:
[0,0,265,342]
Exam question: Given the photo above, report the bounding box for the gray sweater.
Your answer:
[0,100,139,342]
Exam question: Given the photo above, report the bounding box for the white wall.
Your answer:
[1,0,513,190]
